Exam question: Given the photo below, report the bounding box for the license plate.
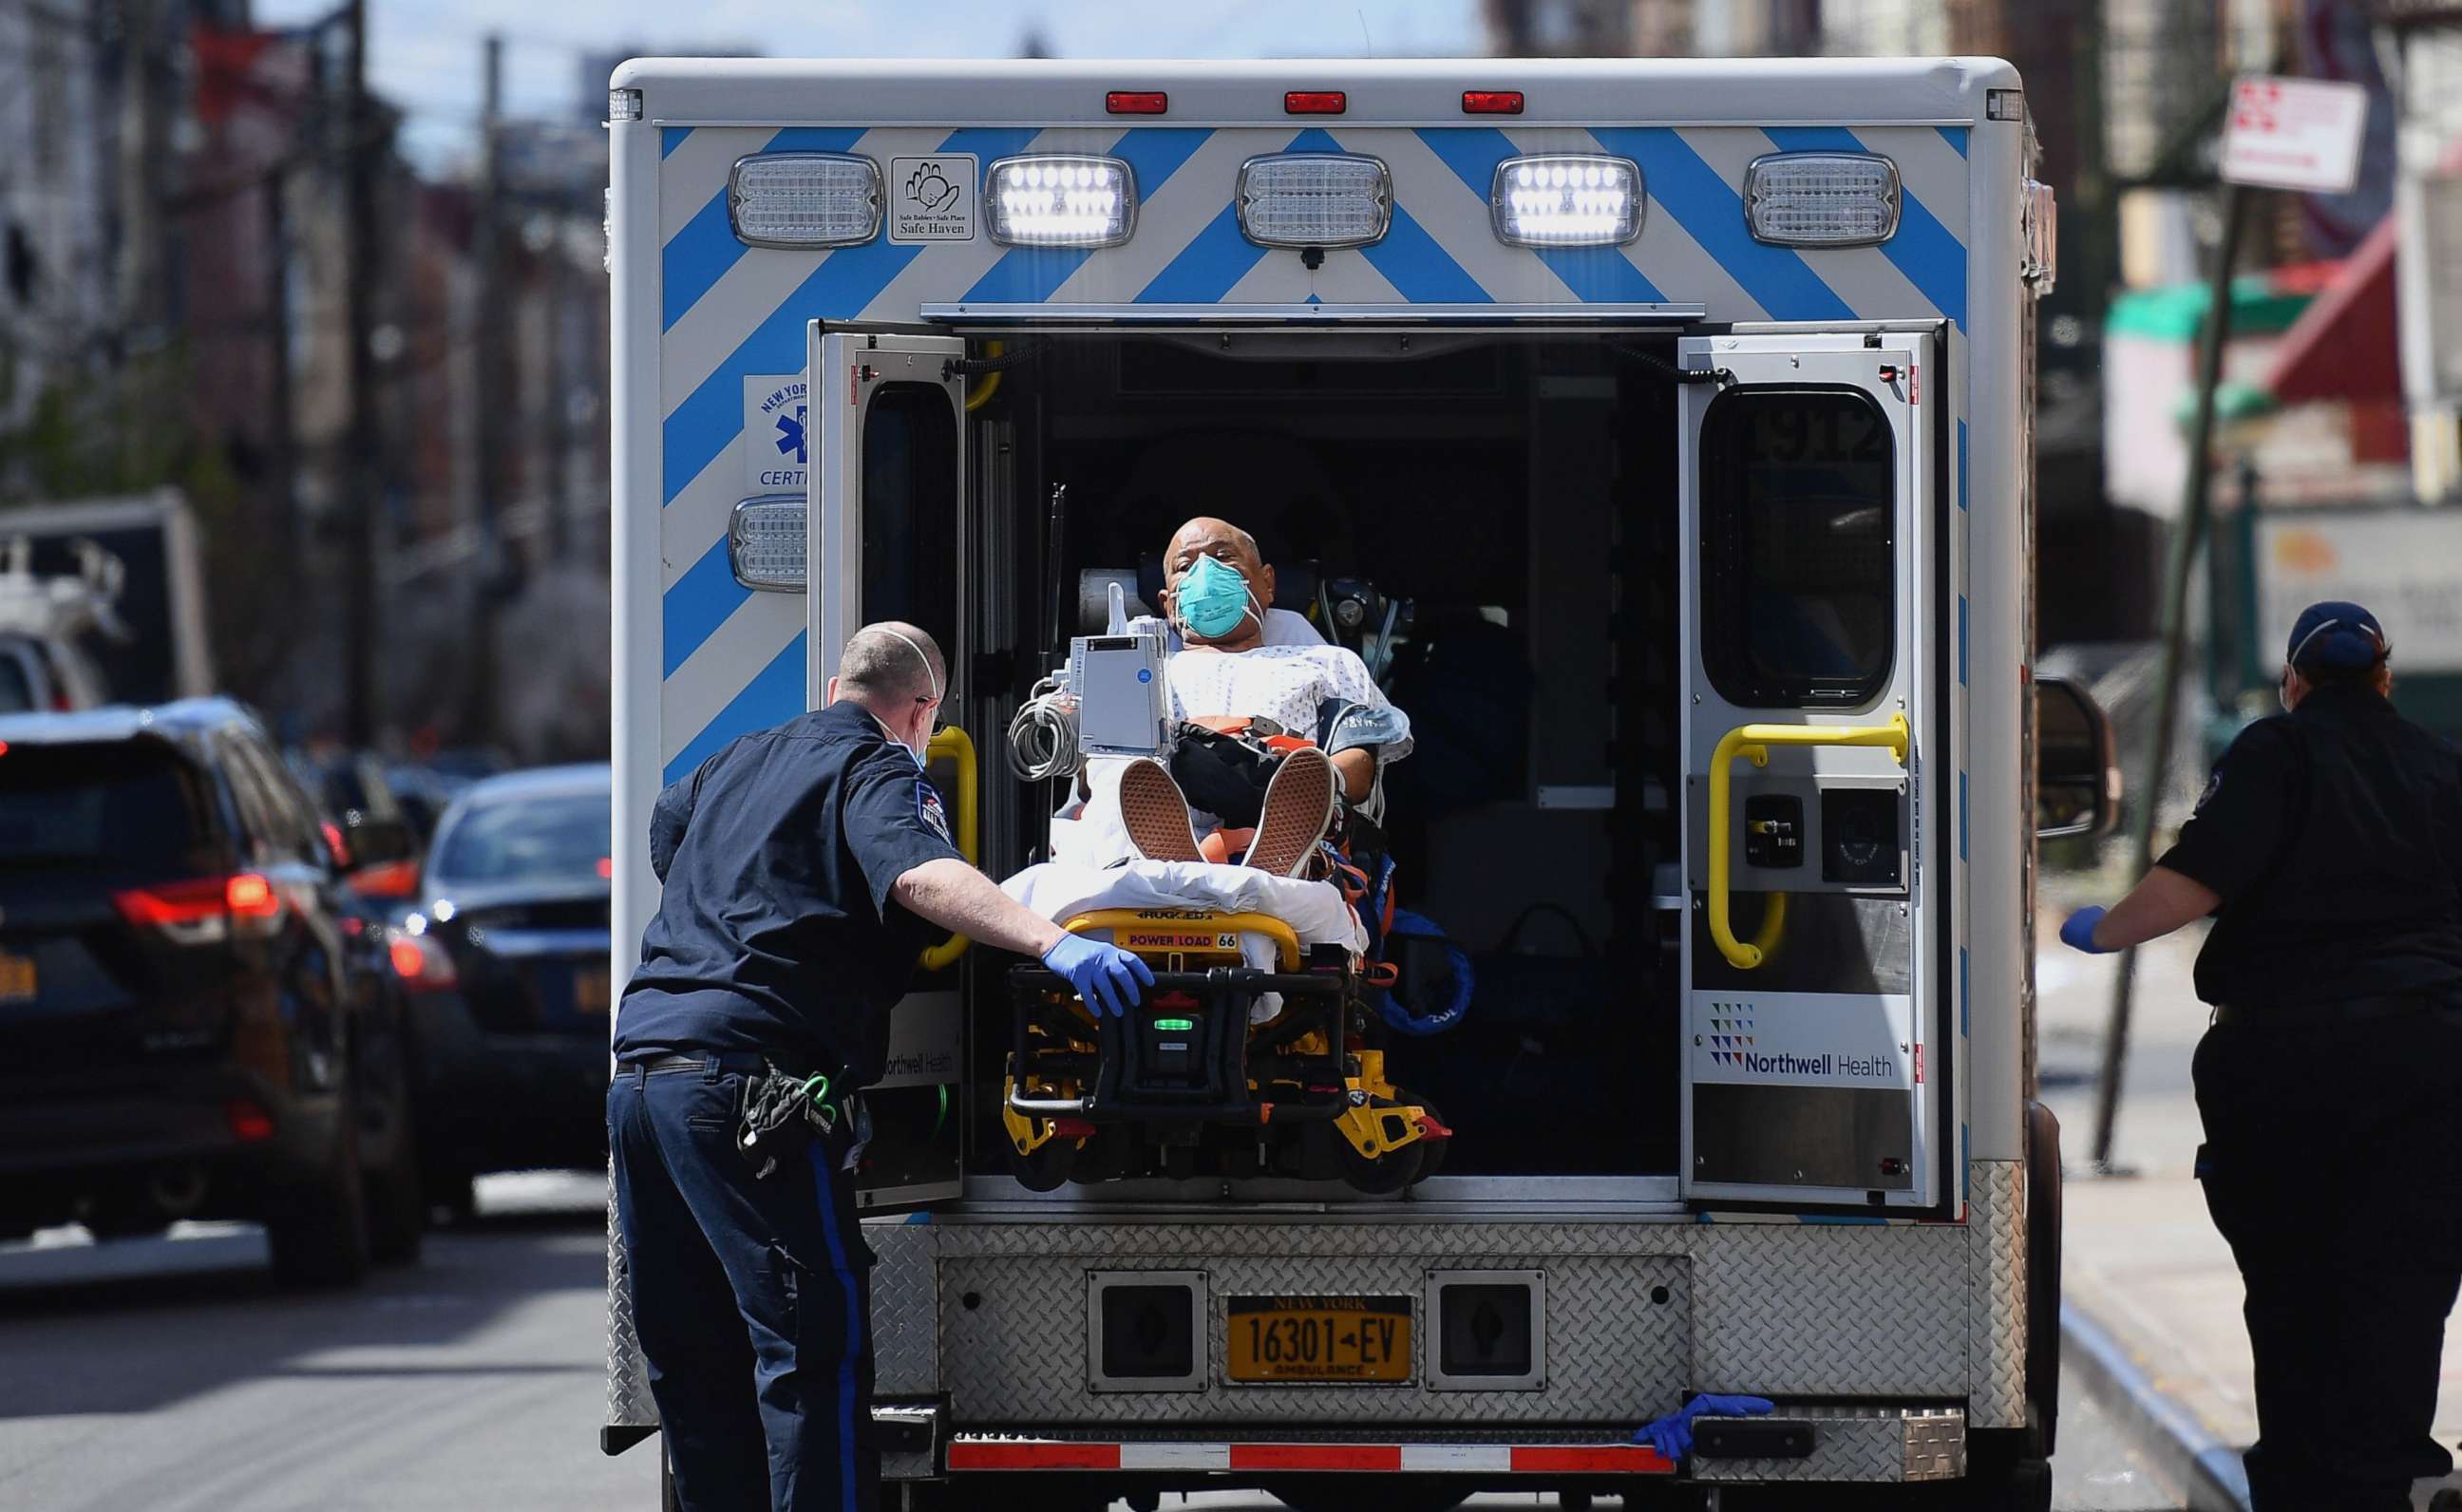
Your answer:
[0,952,34,1004]
[576,966,611,1016]
[1225,1295,1411,1384]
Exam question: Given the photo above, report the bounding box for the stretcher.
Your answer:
[997,888,1448,1193]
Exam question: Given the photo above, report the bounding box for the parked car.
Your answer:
[288,747,426,904]
[393,764,612,1219]
[0,700,423,1284]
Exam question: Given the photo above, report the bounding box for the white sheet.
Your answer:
[1004,860,1363,1022]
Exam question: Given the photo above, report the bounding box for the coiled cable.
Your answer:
[1007,679,1081,783]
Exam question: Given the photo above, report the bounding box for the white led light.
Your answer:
[1235,153,1392,249]
[986,155,1136,247]
[607,87,642,123]
[728,153,882,249]
[1742,152,1902,247]
[1488,154,1643,247]
[729,496,806,592]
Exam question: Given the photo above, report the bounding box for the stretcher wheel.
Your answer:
[1400,1090,1449,1181]
[1003,1130,1079,1192]
[1332,1115,1426,1194]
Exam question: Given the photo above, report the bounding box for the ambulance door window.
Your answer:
[1697,387,1895,709]
[860,384,959,660]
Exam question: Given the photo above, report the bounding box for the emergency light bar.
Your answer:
[987,155,1136,248]
[728,153,883,249]
[728,496,805,592]
[1490,155,1643,247]
[1741,152,1901,247]
[1236,153,1392,249]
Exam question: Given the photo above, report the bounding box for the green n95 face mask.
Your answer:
[1173,554,1258,639]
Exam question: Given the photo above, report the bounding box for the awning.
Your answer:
[2263,211,2400,406]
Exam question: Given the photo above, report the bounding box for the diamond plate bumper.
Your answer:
[1694,1405,1966,1483]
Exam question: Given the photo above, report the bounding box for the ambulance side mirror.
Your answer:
[2036,677,2120,840]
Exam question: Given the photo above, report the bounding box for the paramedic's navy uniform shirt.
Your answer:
[2157,684,2462,1009]
[615,700,964,1082]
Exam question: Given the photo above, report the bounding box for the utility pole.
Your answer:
[340,0,383,747]
[2090,182,2253,1172]
[465,31,508,747]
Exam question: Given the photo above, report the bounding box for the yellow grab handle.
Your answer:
[1707,713,1908,970]
[919,726,979,972]
[1061,910,1303,974]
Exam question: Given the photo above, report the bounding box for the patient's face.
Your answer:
[1163,517,1276,645]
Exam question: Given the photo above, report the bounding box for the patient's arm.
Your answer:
[1332,747,1374,803]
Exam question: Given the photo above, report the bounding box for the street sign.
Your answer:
[2220,75,2370,194]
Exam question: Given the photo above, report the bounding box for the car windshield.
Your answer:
[432,790,610,889]
[0,652,33,714]
[0,741,220,874]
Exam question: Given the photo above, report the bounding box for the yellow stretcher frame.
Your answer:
[1706,712,1909,970]
[1061,910,1303,973]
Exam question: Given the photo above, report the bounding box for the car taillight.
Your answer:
[350,859,422,899]
[113,873,285,944]
[388,931,459,993]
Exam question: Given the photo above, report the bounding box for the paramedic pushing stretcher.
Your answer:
[2062,601,2462,1512]
[610,623,1151,1512]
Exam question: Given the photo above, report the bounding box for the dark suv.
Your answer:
[0,700,422,1286]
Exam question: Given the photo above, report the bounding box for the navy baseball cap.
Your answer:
[2285,600,2388,671]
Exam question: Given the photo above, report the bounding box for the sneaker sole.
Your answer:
[1244,747,1335,877]
[1117,758,1203,863]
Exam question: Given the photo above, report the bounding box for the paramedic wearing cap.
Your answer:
[2060,601,2462,1512]
[609,622,1151,1512]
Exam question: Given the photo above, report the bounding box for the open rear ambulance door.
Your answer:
[806,323,971,1213]
[1676,330,1947,1213]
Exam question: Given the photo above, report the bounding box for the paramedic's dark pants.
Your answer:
[610,1056,879,1512]
[2193,1002,2462,1512]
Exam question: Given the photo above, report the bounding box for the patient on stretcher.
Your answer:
[1058,517,1411,876]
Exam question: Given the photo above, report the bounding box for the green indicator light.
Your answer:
[1152,1017,1196,1031]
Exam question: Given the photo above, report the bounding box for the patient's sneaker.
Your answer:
[1244,747,1336,878]
[1118,758,1204,863]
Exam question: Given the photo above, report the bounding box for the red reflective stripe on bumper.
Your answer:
[1228,1445,1404,1472]
[1510,1445,1676,1474]
[947,1441,1122,1471]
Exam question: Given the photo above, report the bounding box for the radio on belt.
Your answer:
[1069,633,1171,759]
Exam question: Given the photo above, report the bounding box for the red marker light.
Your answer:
[1462,90,1525,115]
[1284,91,1346,115]
[0,740,9,757]
[226,1099,276,1143]
[596,856,615,879]
[1107,91,1167,115]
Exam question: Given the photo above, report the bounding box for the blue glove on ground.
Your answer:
[1631,1392,1774,1462]
[2060,905,2112,954]
[1041,935,1155,1018]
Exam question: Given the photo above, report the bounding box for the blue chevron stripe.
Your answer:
[661,127,864,334]
[1937,125,1969,159]
[663,192,748,329]
[1360,203,1487,303]
[1593,127,1854,323]
[660,237,923,504]
[1137,203,1267,302]
[661,127,690,158]
[663,535,748,678]
[665,632,805,784]
[1761,126,1966,330]
[966,128,1212,303]
[1416,124,1515,200]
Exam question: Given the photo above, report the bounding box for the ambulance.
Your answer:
[602,55,2112,1510]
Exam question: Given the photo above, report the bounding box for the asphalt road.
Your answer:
[0,1172,2182,1512]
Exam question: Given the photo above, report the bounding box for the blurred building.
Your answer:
[0,1,114,449]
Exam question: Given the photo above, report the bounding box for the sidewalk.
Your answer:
[2035,917,2462,1510]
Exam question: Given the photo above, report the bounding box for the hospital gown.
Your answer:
[1055,642,1411,869]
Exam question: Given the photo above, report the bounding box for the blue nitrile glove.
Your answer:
[1632,1393,1775,1463]
[1041,934,1155,1018]
[2060,905,2112,954]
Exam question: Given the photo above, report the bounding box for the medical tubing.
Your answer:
[1376,908,1473,1037]
[1006,678,1080,783]
[942,339,1047,379]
